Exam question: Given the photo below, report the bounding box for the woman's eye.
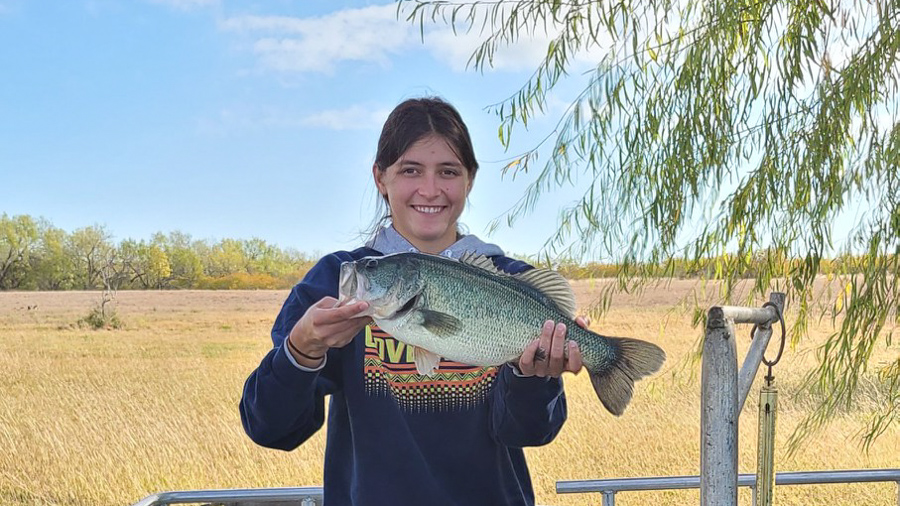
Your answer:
[401,167,418,175]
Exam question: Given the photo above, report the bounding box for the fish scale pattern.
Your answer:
[375,254,618,372]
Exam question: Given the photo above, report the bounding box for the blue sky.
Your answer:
[1,0,593,258]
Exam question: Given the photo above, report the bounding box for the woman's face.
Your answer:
[374,134,473,254]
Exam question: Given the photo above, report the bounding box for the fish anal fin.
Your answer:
[515,268,578,318]
[413,346,442,376]
[420,309,462,337]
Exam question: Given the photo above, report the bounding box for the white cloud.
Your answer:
[195,104,393,134]
[218,4,594,76]
[301,105,393,131]
[221,6,412,74]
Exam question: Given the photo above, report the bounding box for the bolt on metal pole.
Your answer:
[700,306,738,506]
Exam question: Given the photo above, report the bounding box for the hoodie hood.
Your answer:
[365,224,505,259]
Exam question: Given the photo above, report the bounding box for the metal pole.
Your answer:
[738,325,772,412]
[757,381,777,506]
[700,306,738,506]
[602,491,616,506]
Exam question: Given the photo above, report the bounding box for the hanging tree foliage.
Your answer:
[402,0,900,448]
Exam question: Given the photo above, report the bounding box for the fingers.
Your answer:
[565,341,583,373]
[574,315,591,329]
[291,297,372,355]
[521,320,585,378]
[545,321,568,377]
[517,337,542,376]
[316,297,370,322]
[532,320,555,377]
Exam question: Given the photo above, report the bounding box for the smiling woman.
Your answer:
[239,96,587,506]
[374,134,472,254]
[371,99,477,254]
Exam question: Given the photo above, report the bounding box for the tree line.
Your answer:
[0,214,318,290]
[5,213,860,292]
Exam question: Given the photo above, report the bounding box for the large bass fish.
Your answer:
[338,252,665,416]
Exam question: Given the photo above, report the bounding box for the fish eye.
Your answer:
[365,259,378,269]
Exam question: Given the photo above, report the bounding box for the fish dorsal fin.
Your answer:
[458,252,577,318]
[515,268,578,318]
[459,251,501,273]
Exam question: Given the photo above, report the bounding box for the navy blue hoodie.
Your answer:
[240,229,567,506]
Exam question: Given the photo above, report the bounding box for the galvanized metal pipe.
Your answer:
[129,487,324,506]
[719,305,779,325]
[738,325,772,413]
[700,306,739,506]
[737,292,785,413]
[556,468,900,505]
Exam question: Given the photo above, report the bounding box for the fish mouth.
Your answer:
[338,262,358,305]
[338,260,387,318]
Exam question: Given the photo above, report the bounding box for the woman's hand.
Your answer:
[517,316,588,377]
[287,297,371,367]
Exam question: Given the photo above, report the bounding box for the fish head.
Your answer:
[339,254,424,320]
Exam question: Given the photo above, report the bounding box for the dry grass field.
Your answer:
[0,282,897,506]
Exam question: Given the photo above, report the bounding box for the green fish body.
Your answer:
[339,252,665,416]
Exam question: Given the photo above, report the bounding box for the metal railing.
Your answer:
[129,486,323,506]
[557,468,900,505]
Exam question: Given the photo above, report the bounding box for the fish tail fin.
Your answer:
[589,337,666,416]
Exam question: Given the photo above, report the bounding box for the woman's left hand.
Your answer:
[517,316,588,377]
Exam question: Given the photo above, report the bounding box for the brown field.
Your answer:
[0,282,897,506]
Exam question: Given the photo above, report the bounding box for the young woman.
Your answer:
[240,97,584,506]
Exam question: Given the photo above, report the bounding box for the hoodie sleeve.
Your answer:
[489,365,567,447]
[239,254,346,451]
[486,256,568,447]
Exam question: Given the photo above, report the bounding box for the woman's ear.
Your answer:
[372,164,386,196]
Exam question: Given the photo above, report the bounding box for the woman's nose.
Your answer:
[417,173,441,197]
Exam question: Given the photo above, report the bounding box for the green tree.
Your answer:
[205,238,247,277]
[404,0,900,446]
[243,237,296,277]
[67,225,113,289]
[146,245,172,289]
[30,223,75,290]
[155,231,204,288]
[0,214,40,289]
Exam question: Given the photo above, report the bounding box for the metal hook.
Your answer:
[751,301,786,385]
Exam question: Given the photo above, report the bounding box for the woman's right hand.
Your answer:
[287,297,371,367]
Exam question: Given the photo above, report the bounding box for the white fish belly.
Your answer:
[378,312,540,367]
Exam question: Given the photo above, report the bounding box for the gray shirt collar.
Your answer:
[365,224,505,258]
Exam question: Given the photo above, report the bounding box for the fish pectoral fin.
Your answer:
[413,346,442,376]
[420,309,462,337]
